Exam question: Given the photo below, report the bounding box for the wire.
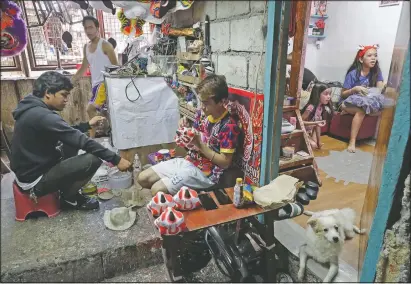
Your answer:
[125,76,142,102]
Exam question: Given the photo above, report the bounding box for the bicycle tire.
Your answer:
[205,226,249,282]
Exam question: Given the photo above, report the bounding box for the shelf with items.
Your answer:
[282,1,321,185]
[177,73,201,86]
[280,154,314,171]
[281,129,304,139]
[310,1,328,19]
[175,43,203,123]
[177,52,201,61]
[310,14,328,19]
[178,100,197,122]
[178,80,198,89]
[279,125,314,171]
[175,38,203,87]
[280,110,313,171]
[308,35,326,39]
[280,165,318,183]
[308,6,327,39]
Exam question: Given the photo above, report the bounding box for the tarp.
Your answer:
[105,76,179,149]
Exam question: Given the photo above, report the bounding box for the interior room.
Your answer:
[286,0,404,272]
[1,0,409,283]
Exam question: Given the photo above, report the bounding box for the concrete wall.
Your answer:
[302,1,403,82]
[171,1,268,92]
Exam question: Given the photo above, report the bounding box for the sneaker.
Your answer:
[62,193,100,210]
[281,118,295,134]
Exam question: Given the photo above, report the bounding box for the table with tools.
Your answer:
[147,187,280,282]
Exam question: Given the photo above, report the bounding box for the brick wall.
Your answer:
[170,1,268,92]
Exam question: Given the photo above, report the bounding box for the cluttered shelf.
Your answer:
[279,154,314,171]
[281,129,304,139]
[178,80,198,89]
[177,74,201,85]
[176,52,201,61]
[178,100,197,122]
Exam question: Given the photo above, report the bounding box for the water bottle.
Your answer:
[133,154,143,190]
[101,138,118,155]
[233,178,244,208]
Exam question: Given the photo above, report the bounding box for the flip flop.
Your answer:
[305,181,319,191]
[277,202,304,220]
[304,181,319,200]
[98,188,114,200]
[305,188,318,200]
[296,189,310,205]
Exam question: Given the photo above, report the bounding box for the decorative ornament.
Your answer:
[357,44,379,59]
[1,0,27,57]
[117,8,145,37]
[147,191,175,216]
[88,0,115,14]
[173,186,201,211]
[113,0,194,24]
[154,207,186,235]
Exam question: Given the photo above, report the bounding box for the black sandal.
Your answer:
[304,181,319,200]
[296,189,310,205]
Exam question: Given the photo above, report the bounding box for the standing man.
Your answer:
[72,16,118,138]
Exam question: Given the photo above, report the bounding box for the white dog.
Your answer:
[297,208,365,283]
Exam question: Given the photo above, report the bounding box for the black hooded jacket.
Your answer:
[10,95,121,183]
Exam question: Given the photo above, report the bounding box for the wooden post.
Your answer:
[288,1,311,107]
[260,1,291,186]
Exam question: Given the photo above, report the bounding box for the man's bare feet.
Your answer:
[317,142,324,149]
[347,140,356,153]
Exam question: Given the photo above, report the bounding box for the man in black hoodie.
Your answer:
[10,71,131,210]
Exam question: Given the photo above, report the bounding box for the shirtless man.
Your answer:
[72,16,118,138]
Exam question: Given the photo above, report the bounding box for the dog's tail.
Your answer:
[353,225,366,235]
[303,210,315,216]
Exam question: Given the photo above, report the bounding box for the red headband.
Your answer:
[357,44,379,59]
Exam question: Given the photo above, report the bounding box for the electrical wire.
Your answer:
[125,75,142,102]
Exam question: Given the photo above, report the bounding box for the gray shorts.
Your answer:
[151,158,215,195]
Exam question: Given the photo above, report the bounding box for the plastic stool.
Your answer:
[13,182,61,221]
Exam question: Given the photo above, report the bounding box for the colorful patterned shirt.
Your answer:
[303,104,323,133]
[185,109,241,184]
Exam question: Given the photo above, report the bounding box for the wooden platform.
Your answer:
[293,135,375,270]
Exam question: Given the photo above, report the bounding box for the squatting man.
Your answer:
[11,71,131,210]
